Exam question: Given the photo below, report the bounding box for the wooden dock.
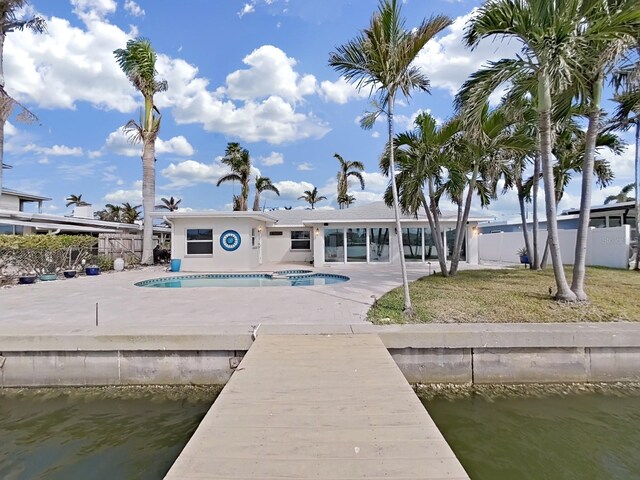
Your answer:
[165,334,469,479]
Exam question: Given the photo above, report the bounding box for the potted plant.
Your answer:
[39,262,58,281]
[85,264,100,276]
[18,271,37,285]
[517,247,530,266]
[63,268,78,279]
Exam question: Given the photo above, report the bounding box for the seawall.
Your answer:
[1,323,639,386]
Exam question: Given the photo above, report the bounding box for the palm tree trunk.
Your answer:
[532,152,541,269]
[538,73,576,301]
[253,192,260,212]
[0,116,4,197]
[387,96,413,316]
[450,163,478,276]
[242,179,249,211]
[571,77,602,300]
[141,137,156,265]
[517,180,533,267]
[0,31,5,197]
[632,119,640,270]
[425,185,448,277]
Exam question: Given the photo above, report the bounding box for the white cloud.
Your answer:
[259,151,284,166]
[414,11,520,97]
[103,180,143,204]
[161,159,229,188]
[371,131,380,139]
[238,3,255,18]
[5,122,17,137]
[297,162,313,171]
[319,77,368,104]
[102,129,195,157]
[225,45,317,102]
[6,9,332,145]
[601,144,635,181]
[273,180,315,200]
[23,143,83,156]
[124,0,145,17]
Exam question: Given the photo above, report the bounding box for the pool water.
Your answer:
[135,272,349,288]
[0,386,219,480]
[420,384,640,479]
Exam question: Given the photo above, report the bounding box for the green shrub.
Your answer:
[96,256,114,272]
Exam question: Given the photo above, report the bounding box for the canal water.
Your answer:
[420,383,640,479]
[0,386,220,479]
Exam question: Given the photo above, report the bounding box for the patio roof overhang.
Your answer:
[154,210,278,223]
[0,218,119,233]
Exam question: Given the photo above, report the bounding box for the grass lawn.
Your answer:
[368,267,640,324]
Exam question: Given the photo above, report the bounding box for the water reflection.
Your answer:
[0,386,220,480]
[419,383,640,480]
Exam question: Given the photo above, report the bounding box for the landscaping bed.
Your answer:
[368,267,640,323]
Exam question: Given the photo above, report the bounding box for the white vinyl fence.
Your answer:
[479,225,631,269]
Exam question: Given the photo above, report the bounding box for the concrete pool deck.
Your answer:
[0,262,499,335]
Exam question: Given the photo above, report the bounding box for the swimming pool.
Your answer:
[135,271,350,288]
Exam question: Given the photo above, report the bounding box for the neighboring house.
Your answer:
[159,201,489,271]
[0,188,50,215]
[480,201,637,238]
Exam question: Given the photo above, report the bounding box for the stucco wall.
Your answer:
[171,217,266,271]
[263,227,313,264]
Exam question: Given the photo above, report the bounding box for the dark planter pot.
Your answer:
[85,267,100,276]
[63,270,77,279]
[18,276,37,285]
[39,273,58,281]
[520,255,530,265]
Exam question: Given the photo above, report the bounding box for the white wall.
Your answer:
[263,227,313,264]
[479,226,631,269]
[0,194,20,211]
[171,217,265,272]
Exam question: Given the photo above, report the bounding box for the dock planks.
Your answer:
[165,334,469,479]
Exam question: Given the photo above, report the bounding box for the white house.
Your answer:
[159,201,489,272]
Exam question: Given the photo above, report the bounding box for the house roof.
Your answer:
[155,210,279,222]
[2,187,51,202]
[0,218,120,233]
[268,202,491,227]
[563,201,637,216]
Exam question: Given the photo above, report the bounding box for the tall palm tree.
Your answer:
[253,176,280,211]
[156,196,181,211]
[121,202,142,224]
[610,60,640,268]
[571,0,640,300]
[0,1,45,196]
[334,153,365,209]
[329,0,451,316]
[604,183,635,204]
[459,0,593,301]
[114,38,167,264]
[298,187,327,209]
[65,194,89,208]
[217,142,251,211]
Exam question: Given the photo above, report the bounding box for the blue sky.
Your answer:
[4,0,636,219]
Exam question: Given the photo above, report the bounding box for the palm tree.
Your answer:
[337,193,356,208]
[604,183,635,204]
[114,38,168,265]
[298,187,327,209]
[381,112,459,276]
[0,1,45,196]
[329,0,451,316]
[121,202,142,224]
[253,176,280,211]
[334,153,365,209]
[459,0,591,301]
[156,196,181,211]
[103,203,123,222]
[571,0,640,300]
[217,142,251,211]
[65,194,89,208]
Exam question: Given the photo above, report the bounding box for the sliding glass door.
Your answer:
[369,228,389,262]
[346,228,367,262]
[324,229,344,263]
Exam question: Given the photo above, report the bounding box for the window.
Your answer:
[291,230,311,250]
[186,229,213,255]
[608,216,622,228]
[589,217,606,228]
[251,228,256,247]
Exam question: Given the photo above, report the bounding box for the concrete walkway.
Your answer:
[0,262,502,334]
[164,334,469,480]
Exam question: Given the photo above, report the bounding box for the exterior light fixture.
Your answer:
[257,225,263,233]
[315,227,320,236]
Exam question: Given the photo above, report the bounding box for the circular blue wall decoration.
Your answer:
[220,230,241,251]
